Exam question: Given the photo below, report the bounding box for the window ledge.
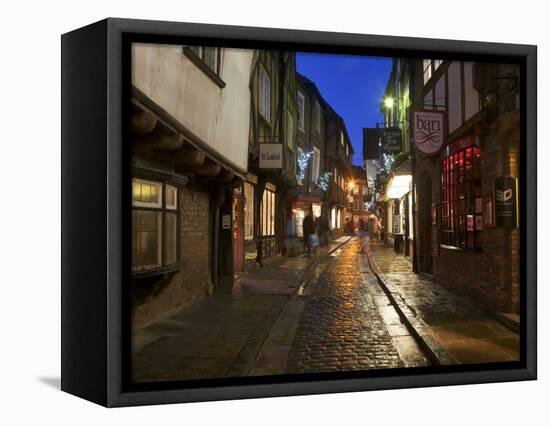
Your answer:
[440,244,483,253]
[182,47,226,89]
[132,262,184,280]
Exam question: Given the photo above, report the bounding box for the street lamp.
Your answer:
[384,97,395,109]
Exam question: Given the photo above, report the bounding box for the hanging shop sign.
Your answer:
[363,127,382,159]
[412,110,445,156]
[494,176,518,228]
[259,143,282,169]
[382,127,402,154]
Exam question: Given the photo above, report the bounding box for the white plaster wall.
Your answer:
[132,43,253,172]
[447,61,462,134]
[464,62,480,121]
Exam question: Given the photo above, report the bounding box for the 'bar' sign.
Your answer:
[412,110,445,155]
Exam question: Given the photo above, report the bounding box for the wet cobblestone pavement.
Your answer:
[368,241,520,364]
[285,239,405,373]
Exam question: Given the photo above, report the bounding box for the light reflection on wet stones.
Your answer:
[285,240,404,373]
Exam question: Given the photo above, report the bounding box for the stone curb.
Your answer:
[364,245,458,366]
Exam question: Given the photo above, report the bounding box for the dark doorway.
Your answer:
[423,174,433,274]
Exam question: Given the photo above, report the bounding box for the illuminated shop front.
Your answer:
[286,194,322,256]
[384,161,413,258]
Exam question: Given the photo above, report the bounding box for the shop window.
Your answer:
[312,203,321,218]
[244,182,255,240]
[294,209,305,238]
[132,178,179,272]
[261,188,275,237]
[440,135,482,249]
[259,66,271,123]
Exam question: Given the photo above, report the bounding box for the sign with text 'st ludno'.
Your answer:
[494,176,518,228]
[412,110,445,155]
[259,143,282,168]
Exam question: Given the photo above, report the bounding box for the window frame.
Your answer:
[313,100,321,134]
[286,109,295,151]
[244,182,255,241]
[259,65,271,123]
[182,46,225,88]
[297,91,305,132]
[132,178,181,273]
[311,146,321,182]
[440,134,482,250]
[296,146,304,185]
[261,188,276,237]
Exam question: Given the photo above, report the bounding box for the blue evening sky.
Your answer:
[296,52,392,166]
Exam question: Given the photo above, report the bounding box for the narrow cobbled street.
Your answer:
[133,238,430,382]
[285,238,423,373]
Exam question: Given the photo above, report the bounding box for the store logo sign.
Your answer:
[412,110,445,155]
[259,143,282,169]
[495,189,513,202]
[494,176,518,229]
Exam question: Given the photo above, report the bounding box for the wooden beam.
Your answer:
[216,169,234,182]
[131,108,157,134]
[186,162,222,177]
[172,147,206,166]
[133,131,184,151]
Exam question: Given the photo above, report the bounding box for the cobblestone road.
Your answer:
[285,239,405,373]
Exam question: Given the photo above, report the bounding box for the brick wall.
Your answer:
[415,108,520,314]
[132,187,211,330]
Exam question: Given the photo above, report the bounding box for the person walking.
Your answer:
[319,212,330,246]
[303,207,316,257]
[357,217,367,253]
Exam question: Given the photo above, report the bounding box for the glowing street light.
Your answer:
[384,97,395,109]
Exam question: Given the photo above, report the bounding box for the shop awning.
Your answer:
[385,159,412,199]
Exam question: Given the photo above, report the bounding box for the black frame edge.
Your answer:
[524,45,537,380]
[61,19,109,406]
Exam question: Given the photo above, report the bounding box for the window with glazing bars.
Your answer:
[132,179,179,272]
[186,46,220,74]
[440,137,481,249]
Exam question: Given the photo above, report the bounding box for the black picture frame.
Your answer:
[61,17,537,407]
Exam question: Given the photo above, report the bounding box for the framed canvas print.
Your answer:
[61,18,537,407]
